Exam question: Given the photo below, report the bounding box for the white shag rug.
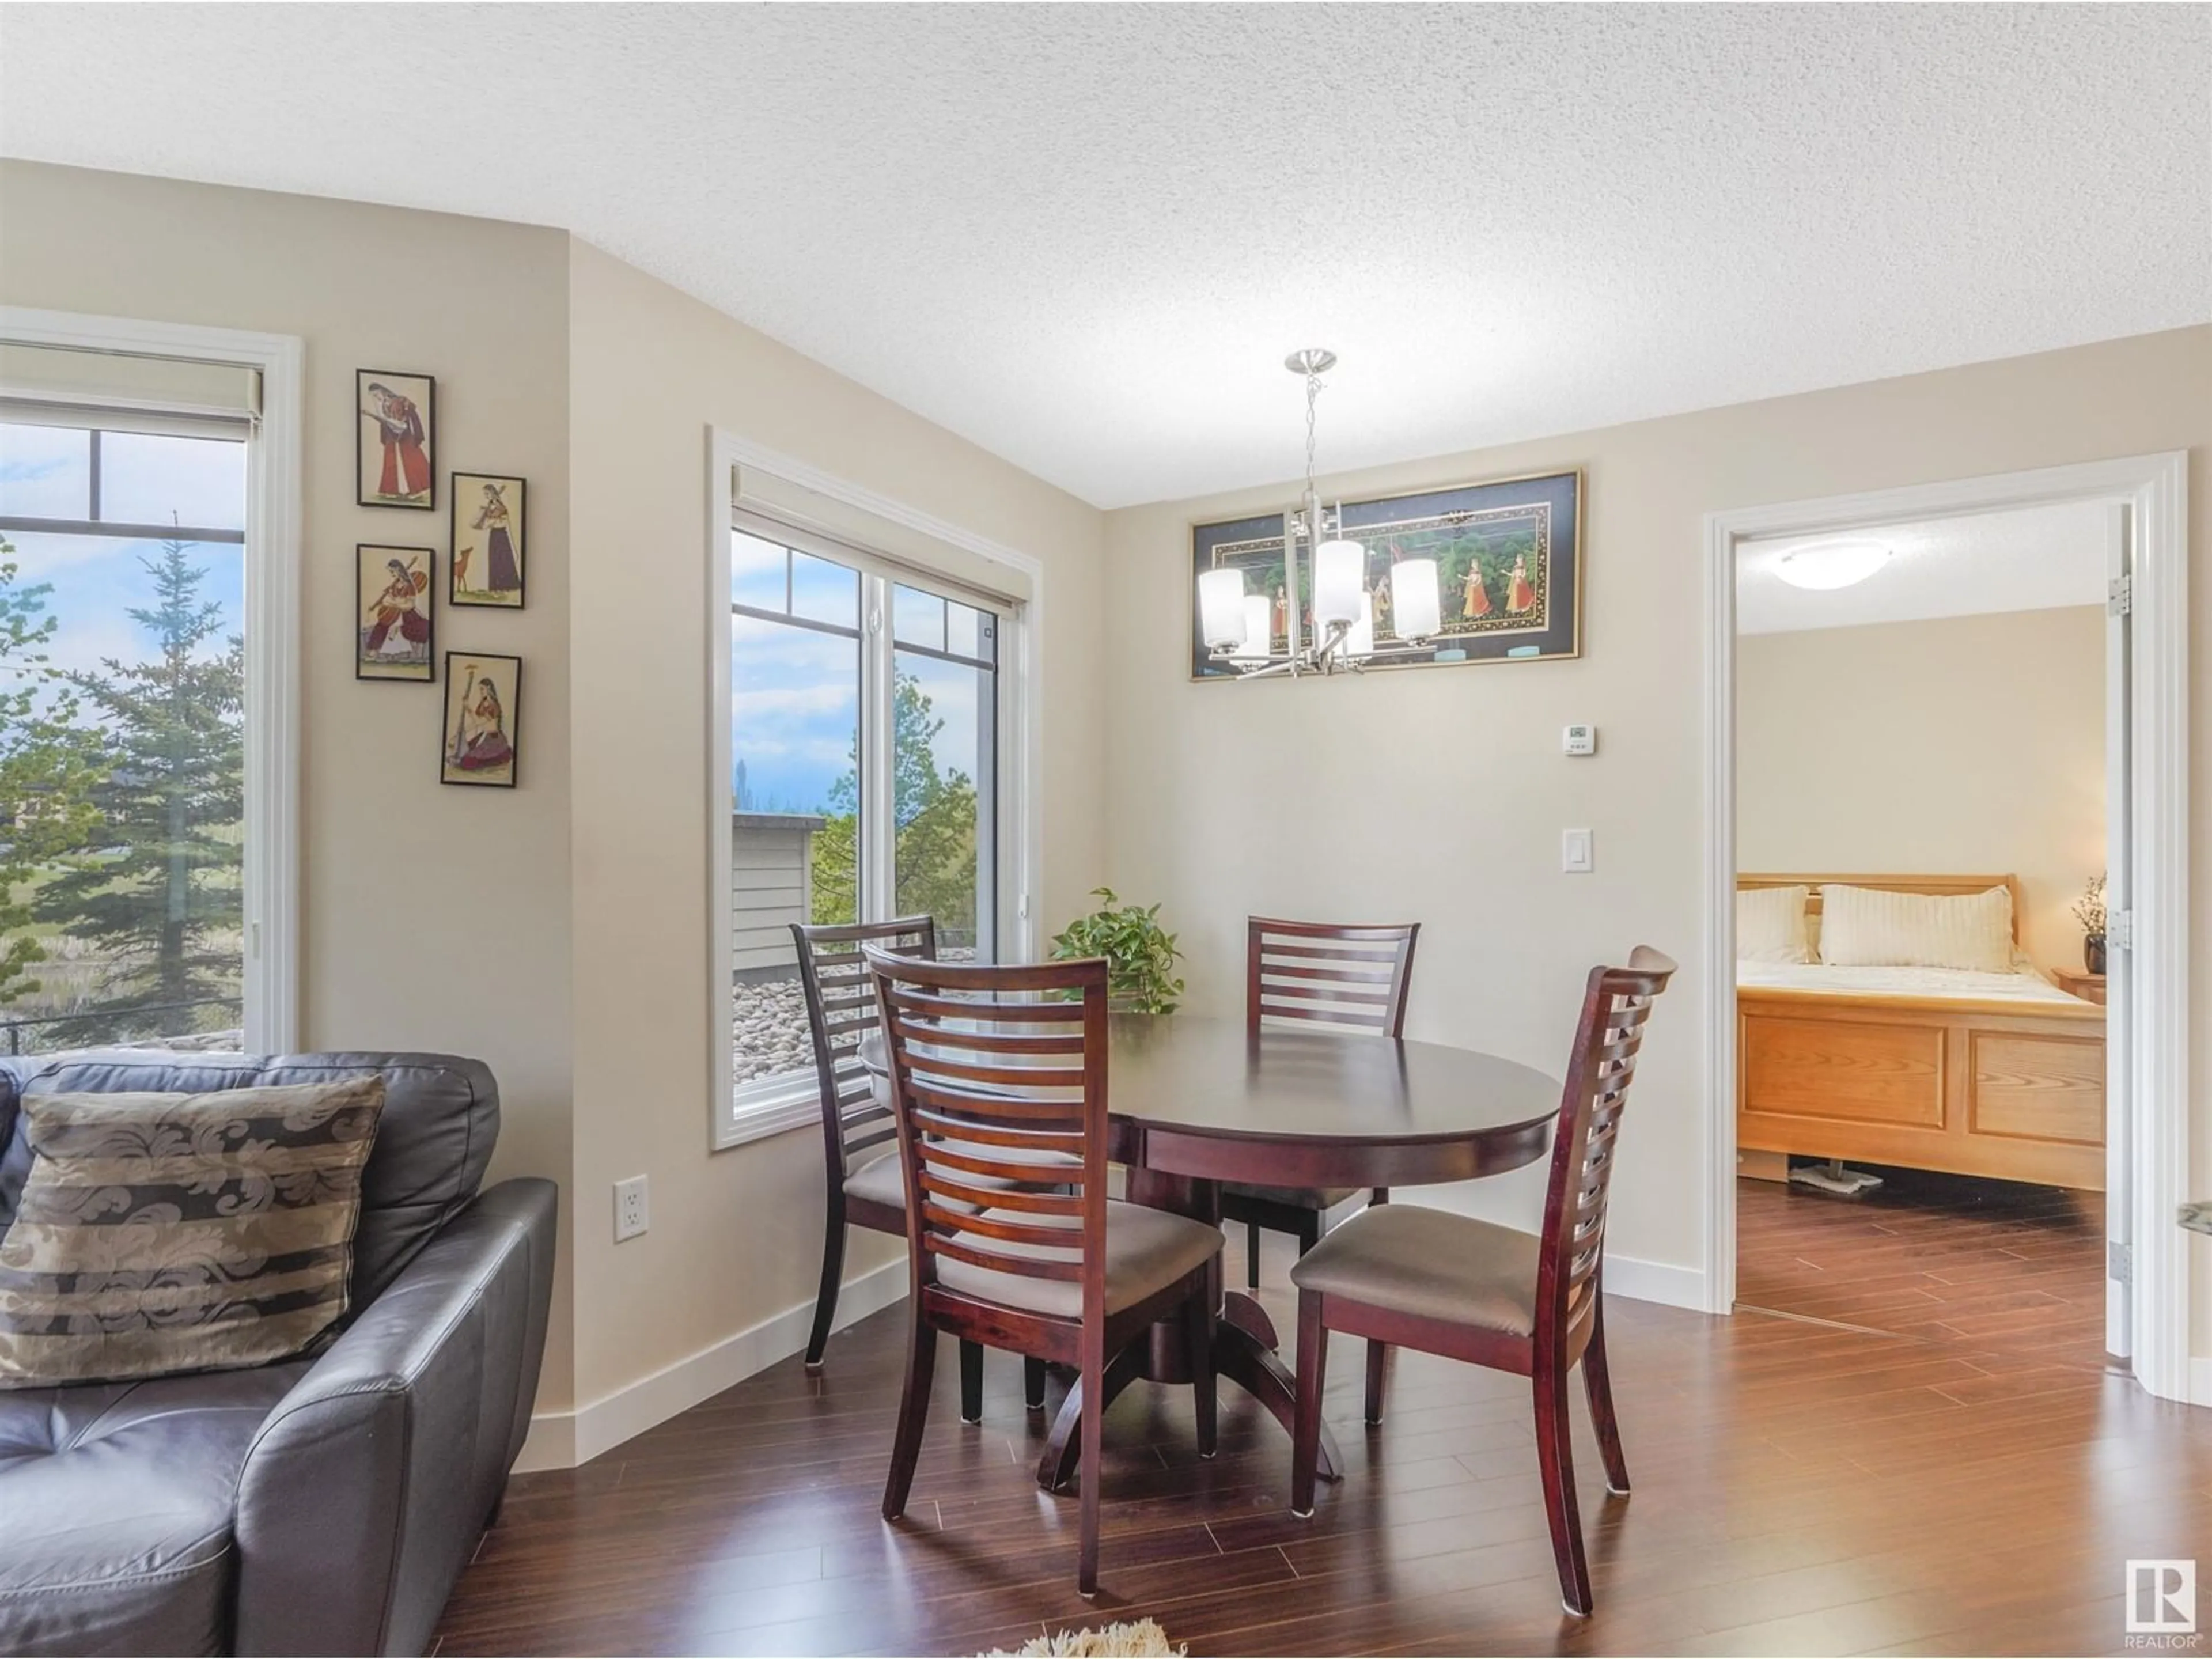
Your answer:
[986,1618,1185,1657]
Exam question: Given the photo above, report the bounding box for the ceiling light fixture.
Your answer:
[1196,350,1442,676]
[1773,539,1893,591]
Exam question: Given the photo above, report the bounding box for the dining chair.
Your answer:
[1222,916,1421,1290]
[793,918,1048,1421]
[1286,947,1676,1618]
[868,948,1225,1597]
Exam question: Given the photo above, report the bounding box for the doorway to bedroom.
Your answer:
[1732,503,2115,1372]
[1705,453,2190,1401]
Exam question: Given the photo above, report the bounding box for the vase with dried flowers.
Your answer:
[2073,874,2107,974]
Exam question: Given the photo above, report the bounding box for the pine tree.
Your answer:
[36,538,244,1037]
[806,673,978,938]
[0,537,107,1009]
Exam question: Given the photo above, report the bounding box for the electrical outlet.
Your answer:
[613,1175,649,1243]
[1562,828,1594,873]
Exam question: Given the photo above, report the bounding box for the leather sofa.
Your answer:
[0,1050,558,1657]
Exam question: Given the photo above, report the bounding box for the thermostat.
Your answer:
[1562,724,1597,756]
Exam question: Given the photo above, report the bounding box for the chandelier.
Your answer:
[1195,350,1442,676]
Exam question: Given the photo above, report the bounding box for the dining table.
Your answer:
[862,1009,1562,1492]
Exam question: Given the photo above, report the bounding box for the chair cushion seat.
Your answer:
[843,1151,910,1211]
[1221,1181,1364,1211]
[934,1200,1223,1319]
[0,1362,304,1657]
[1289,1205,1541,1338]
[844,1138,1079,1213]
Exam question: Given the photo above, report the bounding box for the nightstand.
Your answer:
[2052,968,2106,1005]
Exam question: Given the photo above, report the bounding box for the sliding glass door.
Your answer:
[726,526,1002,1105]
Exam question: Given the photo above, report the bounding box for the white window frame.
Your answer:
[706,430,1043,1150]
[0,308,301,1054]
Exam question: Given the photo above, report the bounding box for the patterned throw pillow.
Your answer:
[0,1075,386,1389]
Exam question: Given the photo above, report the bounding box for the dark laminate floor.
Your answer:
[1736,1167,2111,1372]
[435,1230,2210,1658]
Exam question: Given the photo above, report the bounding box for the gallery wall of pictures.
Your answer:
[354,368,524,787]
[1188,468,1583,679]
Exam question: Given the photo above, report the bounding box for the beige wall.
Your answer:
[0,161,581,1408]
[1738,607,2107,974]
[0,161,1112,1435]
[563,242,1109,1410]
[1101,327,2209,1347]
[6,157,2203,1422]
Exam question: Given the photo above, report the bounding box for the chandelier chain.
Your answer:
[1304,368,1321,500]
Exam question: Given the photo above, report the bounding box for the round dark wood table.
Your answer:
[863,1011,1560,1490]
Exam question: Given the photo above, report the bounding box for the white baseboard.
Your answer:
[515,1257,910,1472]
[513,1248,1720,1472]
[2189,1356,2212,1409]
[1601,1253,1707,1313]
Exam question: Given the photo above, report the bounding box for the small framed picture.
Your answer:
[441,652,520,787]
[357,369,436,509]
[355,545,435,681]
[450,472,526,607]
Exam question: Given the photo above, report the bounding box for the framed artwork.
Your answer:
[441,652,521,787]
[357,369,436,509]
[449,472,527,607]
[355,544,435,681]
[1190,468,1583,679]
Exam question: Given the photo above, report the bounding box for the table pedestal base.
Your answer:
[1034,1272,1342,1493]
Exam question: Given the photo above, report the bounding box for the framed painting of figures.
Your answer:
[357,369,436,509]
[1190,468,1582,679]
[441,652,521,787]
[355,544,434,682]
[450,472,526,607]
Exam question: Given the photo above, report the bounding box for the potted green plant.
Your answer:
[2073,874,2107,974]
[1050,888,1184,1014]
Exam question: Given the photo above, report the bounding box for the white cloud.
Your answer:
[733,683,857,719]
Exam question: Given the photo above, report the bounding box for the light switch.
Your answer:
[1562,829,1594,873]
[1562,724,1597,756]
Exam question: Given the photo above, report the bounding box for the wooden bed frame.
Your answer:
[1736,873,2107,1192]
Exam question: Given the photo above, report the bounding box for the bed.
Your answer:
[1736,873,2107,1191]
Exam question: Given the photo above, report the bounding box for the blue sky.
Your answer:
[0,423,244,703]
[729,531,988,814]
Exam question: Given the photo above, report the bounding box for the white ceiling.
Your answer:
[2,5,2206,509]
[1736,501,2111,635]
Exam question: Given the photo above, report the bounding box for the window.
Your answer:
[720,520,1007,1135]
[0,411,250,1054]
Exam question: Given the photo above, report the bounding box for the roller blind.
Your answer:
[732,463,1032,608]
[0,342,258,437]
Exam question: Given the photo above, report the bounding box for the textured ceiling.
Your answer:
[2,5,2206,507]
[1737,501,2110,635]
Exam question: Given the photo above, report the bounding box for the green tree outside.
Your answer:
[807,672,979,944]
[0,537,108,1009]
[34,538,244,1039]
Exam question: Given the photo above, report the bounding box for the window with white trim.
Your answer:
[0,400,253,1054]
[718,513,1009,1141]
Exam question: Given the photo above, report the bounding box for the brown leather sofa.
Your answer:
[0,1050,558,1657]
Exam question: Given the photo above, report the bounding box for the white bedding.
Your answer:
[1736,960,2090,1005]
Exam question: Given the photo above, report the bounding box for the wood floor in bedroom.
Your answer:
[1734,1166,2110,1372]
[433,1228,2208,1659]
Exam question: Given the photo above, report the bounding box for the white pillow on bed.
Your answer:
[1737,885,1813,964]
[1818,884,2015,972]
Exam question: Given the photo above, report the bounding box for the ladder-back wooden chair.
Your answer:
[1222,916,1422,1289]
[794,918,1047,1419]
[868,949,1224,1597]
[1286,948,1676,1617]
